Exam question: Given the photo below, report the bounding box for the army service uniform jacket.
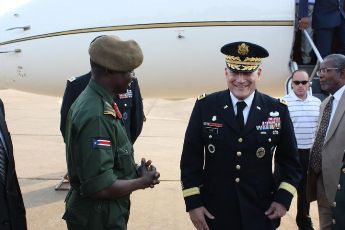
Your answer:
[63,80,138,230]
[60,72,144,144]
[180,90,302,230]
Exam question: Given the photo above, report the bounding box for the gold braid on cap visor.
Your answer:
[225,55,262,71]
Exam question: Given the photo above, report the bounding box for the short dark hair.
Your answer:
[324,54,345,70]
[291,69,309,80]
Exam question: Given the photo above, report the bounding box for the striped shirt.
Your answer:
[283,91,321,149]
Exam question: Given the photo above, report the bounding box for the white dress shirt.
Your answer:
[230,91,255,125]
[327,84,345,134]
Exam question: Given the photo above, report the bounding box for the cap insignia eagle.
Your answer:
[238,43,249,56]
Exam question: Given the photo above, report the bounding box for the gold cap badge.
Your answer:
[238,43,249,56]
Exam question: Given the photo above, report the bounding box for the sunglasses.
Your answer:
[293,80,309,85]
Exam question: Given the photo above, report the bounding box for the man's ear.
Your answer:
[257,67,262,80]
[224,67,229,76]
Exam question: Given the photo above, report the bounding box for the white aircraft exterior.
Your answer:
[0,0,295,98]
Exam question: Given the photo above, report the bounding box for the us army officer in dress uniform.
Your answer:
[332,153,345,230]
[60,72,144,144]
[63,35,160,230]
[180,41,302,230]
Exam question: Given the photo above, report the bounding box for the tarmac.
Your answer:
[0,89,320,230]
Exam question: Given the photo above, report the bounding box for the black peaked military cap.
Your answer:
[221,41,269,73]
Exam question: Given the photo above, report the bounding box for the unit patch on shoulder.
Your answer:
[278,98,287,106]
[68,77,76,82]
[198,93,207,100]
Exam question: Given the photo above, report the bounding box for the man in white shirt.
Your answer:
[307,54,345,230]
[283,70,321,230]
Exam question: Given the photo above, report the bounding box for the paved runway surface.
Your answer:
[0,89,320,229]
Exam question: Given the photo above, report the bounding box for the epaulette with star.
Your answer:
[278,98,288,106]
[197,93,207,101]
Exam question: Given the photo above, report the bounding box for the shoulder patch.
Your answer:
[278,98,288,106]
[68,77,76,82]
[197,93,207,100]
[92,137,111,149]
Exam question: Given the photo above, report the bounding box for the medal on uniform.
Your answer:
[256,147,265,158]
[208,144,216,153]
[118,89,133,99]
[126,89,133,98]
[118,93,128,99]
[203,122,223,128]
[212,115,217,121]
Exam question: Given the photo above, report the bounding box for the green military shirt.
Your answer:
[63,79,138,230]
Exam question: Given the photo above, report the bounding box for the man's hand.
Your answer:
[137,158,160,189]
[189,206,215,230]
[137,158,152,176]
[298,17,309,30]
[265,202,287,219]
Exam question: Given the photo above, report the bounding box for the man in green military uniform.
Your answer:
[63,35,160,230]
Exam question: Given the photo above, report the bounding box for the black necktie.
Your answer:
[310,96,334,174]
[236,101,247,130]
[0,139,7,184]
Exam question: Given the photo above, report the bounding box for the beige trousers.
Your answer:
[316,174,333,230]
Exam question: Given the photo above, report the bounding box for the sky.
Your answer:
[0,0,31,15]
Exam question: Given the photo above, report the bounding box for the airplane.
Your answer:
[0,0,296,98]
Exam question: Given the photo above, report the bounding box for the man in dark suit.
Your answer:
[180,41,302,230]
[311,0,345,57]
[0,99,27,230]
[60,72,144,143]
